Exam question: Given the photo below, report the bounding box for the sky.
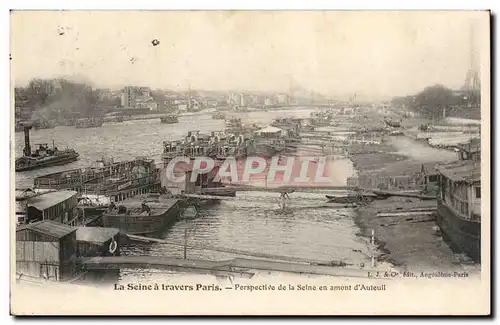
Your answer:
[10,11,488,99]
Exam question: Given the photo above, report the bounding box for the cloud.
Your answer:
[10,11,486,98]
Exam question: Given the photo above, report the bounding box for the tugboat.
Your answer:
[15,124,79,172]
[160,115,179,124]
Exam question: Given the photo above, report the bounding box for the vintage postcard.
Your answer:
[10,10,490,315]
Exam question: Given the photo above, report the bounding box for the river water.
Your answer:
[14,109,375,281]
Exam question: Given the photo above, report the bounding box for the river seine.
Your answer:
[14,109,373,282]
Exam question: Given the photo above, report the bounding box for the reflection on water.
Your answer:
[14,109,372,280]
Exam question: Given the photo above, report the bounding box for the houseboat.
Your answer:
[33,157,162,203]
[309,111,333,127]
[250,126,289,157]
[271,118,302,138]
[160,115,179,124]
[435,139,481,262]
[165,130,252,160]
[100,194,182,236]
[15,125,79,172]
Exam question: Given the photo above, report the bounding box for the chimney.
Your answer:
[23,124,32,157]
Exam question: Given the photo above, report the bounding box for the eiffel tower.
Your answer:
[461,21,480,93]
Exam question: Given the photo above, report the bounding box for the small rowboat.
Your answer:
[325,194,376,204]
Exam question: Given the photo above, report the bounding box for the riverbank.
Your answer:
[346,133,478,271]
[354,197,467,271]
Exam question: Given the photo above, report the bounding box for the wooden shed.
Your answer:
[24,190,78,224]
[16,220,77,281]
[76,227,121,258]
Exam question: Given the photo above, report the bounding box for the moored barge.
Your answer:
[160,115,179,124]
[33,157,162,203]
[100,194,182,236]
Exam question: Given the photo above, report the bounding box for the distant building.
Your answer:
[121,86,136,108]
[202,98,218,108]
[139,87,150,98]
[240,94,247,107]
[229,93,241,106]
[275,93,289,105]
[120,86,158,110]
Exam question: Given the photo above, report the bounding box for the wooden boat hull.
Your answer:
[436,199,480,262]
[325,195,374,204]
[100,201,181,236]
[203,188,237,198]
[15,153,79,172]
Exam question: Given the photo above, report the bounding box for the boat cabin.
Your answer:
[435,160,481,221]
[30,143,60,157]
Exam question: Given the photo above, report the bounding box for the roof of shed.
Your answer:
[17,220,77,239]
[436,160,481,183]
[26,190,78,211]
[76,227,120,245]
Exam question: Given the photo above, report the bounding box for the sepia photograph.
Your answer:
[9,10,490,315]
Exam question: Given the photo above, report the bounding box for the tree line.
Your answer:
[392,84,481,120]
[15,78,120,122]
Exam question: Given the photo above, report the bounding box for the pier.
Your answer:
[81,256,381,279]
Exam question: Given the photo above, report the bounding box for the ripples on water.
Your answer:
[14,110,372,280]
